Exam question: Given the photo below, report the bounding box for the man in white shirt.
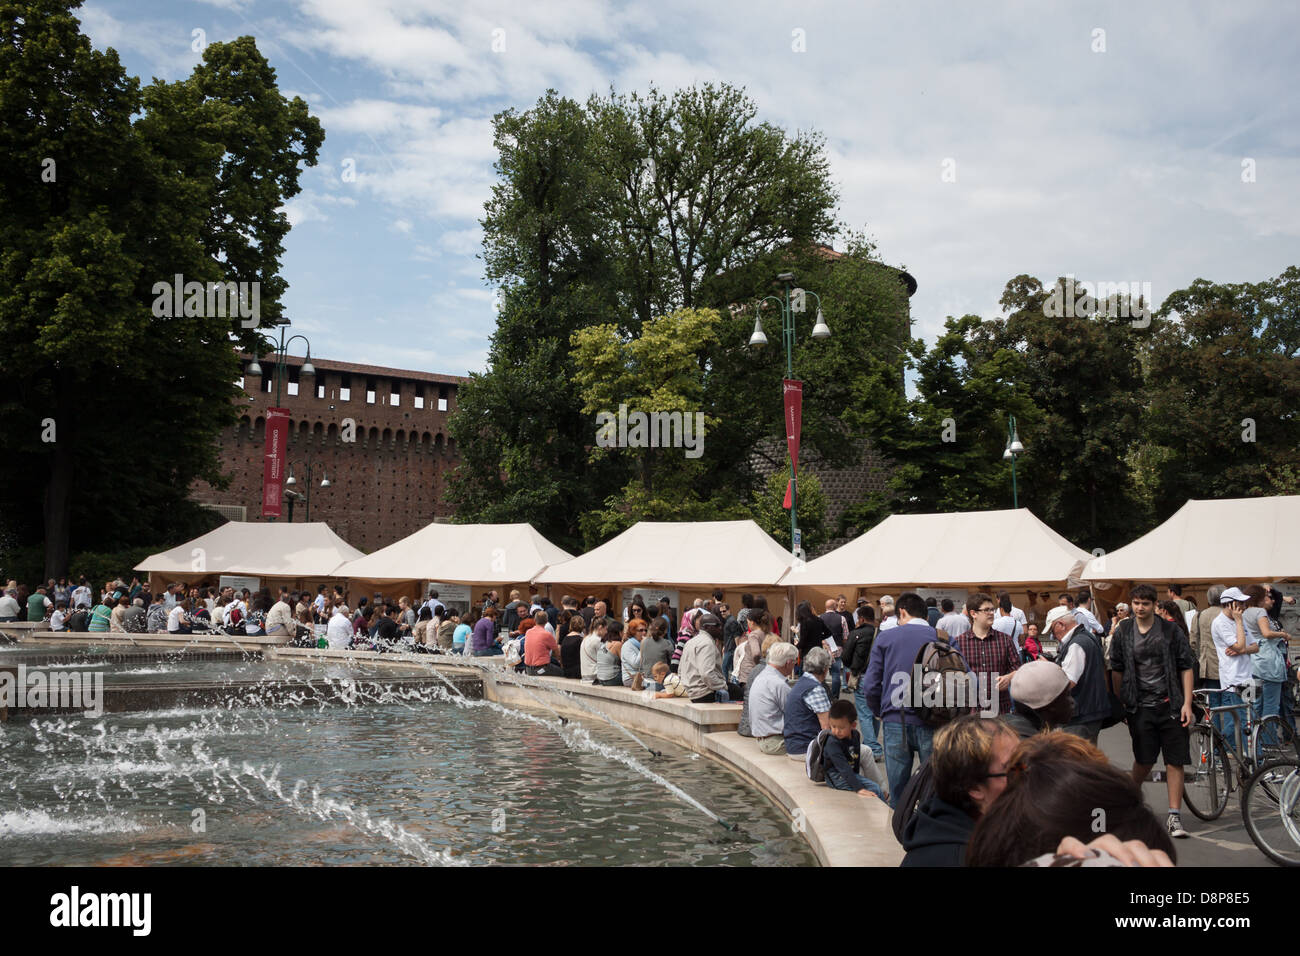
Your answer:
[992,597,1025,655]
[935,599,969,640]
[1072,589,1105,636]
[1210,587,1258,748]
[326,604,353,649]
[0,591,20,621]
[71,581,92,610]
[167,602,192,634]
[49,601,69,632]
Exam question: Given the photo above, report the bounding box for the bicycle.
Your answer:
[1242,757,1300,866]
[1182,687,1299,822]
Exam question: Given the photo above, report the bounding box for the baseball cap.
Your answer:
[1044,606,1074,629]
[1220,587,1249,604]
[1011,660,1071,710]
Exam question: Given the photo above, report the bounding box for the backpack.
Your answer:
[805,729,832,783]
[912,640,971,726]
[891,760,935,845]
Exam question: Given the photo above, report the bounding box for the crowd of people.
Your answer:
[11,572,1297,865]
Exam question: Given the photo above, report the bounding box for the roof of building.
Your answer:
[240,352,469,386]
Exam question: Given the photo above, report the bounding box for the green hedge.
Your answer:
[0,545,162,587]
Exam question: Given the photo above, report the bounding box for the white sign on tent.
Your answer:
[426,582,472,607]
[621,588,679,615]
[219,575,261,593]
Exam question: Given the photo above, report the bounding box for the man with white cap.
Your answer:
[1209,586,1258,750]
[1045,604,1110,743]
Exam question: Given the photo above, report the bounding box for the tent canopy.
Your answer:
[536,520,792,587]
[135,521,363,578]
[1082,496,1300,584]
[784,509,1091,588]
[333,522,572,584]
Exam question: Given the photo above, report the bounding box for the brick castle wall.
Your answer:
[190,356,468,553]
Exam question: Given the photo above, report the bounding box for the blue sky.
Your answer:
[79,0,1300,377]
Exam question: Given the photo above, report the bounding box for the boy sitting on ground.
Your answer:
[823,699,885,800]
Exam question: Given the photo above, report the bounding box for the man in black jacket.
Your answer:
[1108,583,1196,840]
[843,606,882,761]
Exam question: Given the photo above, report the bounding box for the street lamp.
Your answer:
[1002,415,1025,508]
[284,459,331,522]
[247,317,313,407]
[747,272,829,557]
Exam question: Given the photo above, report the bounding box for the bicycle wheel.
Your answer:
[1184,723,1229,821]
[1256,715,1300,763]
[1242,758,1300,866]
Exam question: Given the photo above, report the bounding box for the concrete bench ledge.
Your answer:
[13,631,290,648]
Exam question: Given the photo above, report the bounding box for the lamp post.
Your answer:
[245,318,314,407]
[1002,415,1025,509]
[283,459,331,522]
[747,272,829,557]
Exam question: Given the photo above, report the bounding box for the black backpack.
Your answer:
[912,640,971,726]
[892,760,935,845]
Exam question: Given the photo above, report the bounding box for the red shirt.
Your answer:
[523,625,559,667]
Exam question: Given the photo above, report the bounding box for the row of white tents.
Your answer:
[136,496,1300,619]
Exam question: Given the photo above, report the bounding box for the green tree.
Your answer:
[571,308,745,541]
[452,83,855,548]
[1144,270,1300,518]
[0,2,322,577]
[751,468,828,554]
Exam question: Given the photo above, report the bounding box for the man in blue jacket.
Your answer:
[865,592,950,807]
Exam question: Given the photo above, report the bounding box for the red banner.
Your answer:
[783,379,802,474]
[262,407,290,518]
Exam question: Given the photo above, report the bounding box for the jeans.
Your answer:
[1218,689,1248,753]
[854,679,884,759]
[826,762,887,799]
[829,659,842,699]
[1257,680,1284,747]
[882,720,934,809]
[473,646,503,657]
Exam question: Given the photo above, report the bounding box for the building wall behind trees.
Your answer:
[190,355,468,552]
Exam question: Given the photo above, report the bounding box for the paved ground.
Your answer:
[1094,724,1278,867]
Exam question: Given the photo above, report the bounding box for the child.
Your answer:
[650,661,681,697]
[823,699,885,800]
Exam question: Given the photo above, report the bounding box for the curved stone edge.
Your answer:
[267,647,902,867]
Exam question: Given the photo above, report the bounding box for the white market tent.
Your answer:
[135,521,363,581]
[334,521,573,586]
[536,520,792,588]
[1081,496,1300,587]
[537,519,795,632]
[782,509,1091,594]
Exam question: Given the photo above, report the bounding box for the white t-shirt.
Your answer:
[1212,612,1254,690]
[878,615,899,631]
[936,612,969,637]
[167,605,187,633]
[50,609,67,631]
[0,594,20,618]
[580,633,602,680]
[71,586,92,609]
[326,612,353,648]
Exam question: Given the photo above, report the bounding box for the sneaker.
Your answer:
[1167,814,1189,839]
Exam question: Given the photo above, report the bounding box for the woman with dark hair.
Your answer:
[1157,600,1191,643]
[965,731,1176,866]
[1253,585,1293,736]
[560,613,587,679]
[794,600,830,665]
[596,619,625,686]
[625,595,647,623]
